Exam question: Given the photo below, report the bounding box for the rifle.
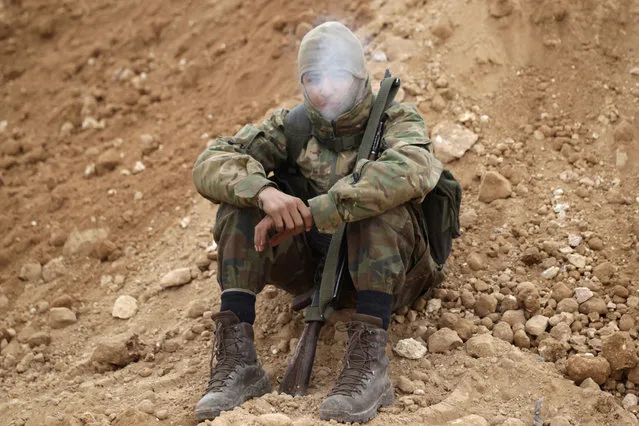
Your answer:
[279,71,400,396]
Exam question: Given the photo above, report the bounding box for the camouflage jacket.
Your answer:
[192,89,444,234]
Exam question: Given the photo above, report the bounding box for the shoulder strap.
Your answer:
[283,104,312,171]
[356,74,400,161]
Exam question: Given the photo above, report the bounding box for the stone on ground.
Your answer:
[393,338,427,359]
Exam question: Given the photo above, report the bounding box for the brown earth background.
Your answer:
[1,0,639,425]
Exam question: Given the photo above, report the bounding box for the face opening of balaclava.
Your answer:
[298,21,370,122]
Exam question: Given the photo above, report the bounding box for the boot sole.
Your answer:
[195,373,271,422]
[319,384,394,423]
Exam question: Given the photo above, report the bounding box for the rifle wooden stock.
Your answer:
[279,320,324,396]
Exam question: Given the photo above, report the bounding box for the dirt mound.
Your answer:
[1,0,639,425]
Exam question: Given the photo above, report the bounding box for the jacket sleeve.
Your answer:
[192,109,289,207]
[308,103,443,234]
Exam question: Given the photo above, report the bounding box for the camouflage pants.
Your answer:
[212,203,443,312]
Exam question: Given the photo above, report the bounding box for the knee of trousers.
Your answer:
[345,204,420,294]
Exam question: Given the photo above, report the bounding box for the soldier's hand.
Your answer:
[257,187,313,235]
[254,216,299,252]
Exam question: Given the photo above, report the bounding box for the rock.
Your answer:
[525,315,549,336]
[593,262,615,284]
[478,171,512,203]
[63,228,109,256]
[195,255,212,271]
[516,282,540,314]
[428,328,463,353]
[628,365,639,384]
[19,263,42,281]
[112,408,156,426]
[133,161,146,174]
[42,257,66,282]
[568,234,583,248]
[500,295,518,311]
[28,332,51,347]
[91,239,119,261]
[614,120,635,142]
[427,298,442,313]
[521,247,542,265]
[453,318,475,341]
[186,299,209,319]
[95,149,121,175]
[397,376,416,393]
[431,121,479,163]
[91,332,143,368]
[513,329,530,348]
[574,287,593,304]
[460,290,476,309]
[460,208,478,229]
[502,419,525,426]
[467,252,485,271]
[566,355,611,385]
[137,399,154,415]
[446,414,489,426]
[160,268,192,288]
[579,297,607,315]
[588,237,604,251]
[112,295,138,319]
[474,294,497,317]
[50,307,77,329]
[49,229,68,247]
[393,338,427,359]
[552,283,572,301]
[619,314,635,331]
[622,394,638,410]
[550,322,572,342]
[51,294,74,308]
[489,0,515,18]
[541,266,560,280]
[258,413,293,426]
[466,334,502,358]
[538,337,567,362]
[601,332,638,371]
[140,134,159,156]
[430,20,454,40]
[431,95,447,112]
[557,298,579,313]
[502,310,526,327]
[492,322,514,343]
[580,377,600,391]
[548,417,572,426]
[567,253,587,269]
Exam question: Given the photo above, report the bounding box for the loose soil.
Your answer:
[1,0,639,425]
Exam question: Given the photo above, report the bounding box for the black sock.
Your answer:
[356,290,393,329]
[220,290,256,324]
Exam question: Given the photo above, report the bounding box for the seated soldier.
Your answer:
[192,21,444,423]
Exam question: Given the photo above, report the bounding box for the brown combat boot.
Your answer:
[195,311,271,422]
[319,314,394,423]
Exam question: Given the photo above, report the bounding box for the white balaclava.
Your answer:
[298,21,369,121]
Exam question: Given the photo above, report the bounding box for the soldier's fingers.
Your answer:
[272,212,285,233]
[290,208,305,233]
[281,210,295,232]
[297,201,313,231]
[254,216,273,252]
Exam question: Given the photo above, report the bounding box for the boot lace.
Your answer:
[330,323,377,396]
[204,324,244,393]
